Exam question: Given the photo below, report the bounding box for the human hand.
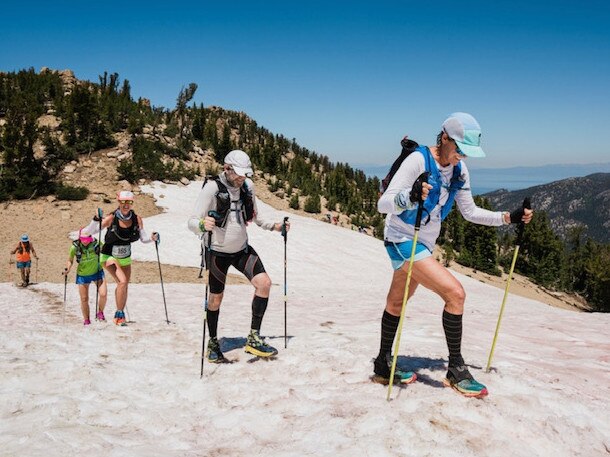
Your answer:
[509,201,534,224]
[409,172,432,203]
[152,232,160,243]
[277,221,290,232]
[202,216,216,232]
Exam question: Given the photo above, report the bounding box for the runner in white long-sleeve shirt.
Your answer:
[188,150,290,361]
[374,112,533,397]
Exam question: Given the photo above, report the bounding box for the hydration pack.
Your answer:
[379,137,420,196]
[202,176,255,228]
[72,240,100,263]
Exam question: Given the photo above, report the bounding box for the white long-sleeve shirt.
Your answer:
[378,150,505,252]
[187,173,276,254]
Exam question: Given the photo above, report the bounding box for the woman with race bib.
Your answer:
[81,191,158,326]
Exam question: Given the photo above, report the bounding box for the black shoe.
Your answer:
[372,352,416,385]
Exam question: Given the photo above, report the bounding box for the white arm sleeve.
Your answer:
[250,181,276,231]
[187,181,218,236]
[378,153,426,214]
[455,163,504,226]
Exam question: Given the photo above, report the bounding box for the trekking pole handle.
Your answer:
[516,197,531,244]
[281,217,289,239]
[414,172,430,229]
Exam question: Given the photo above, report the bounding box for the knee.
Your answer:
[255,275,272,293]
[386,296,403,315]
[446,286,466,311]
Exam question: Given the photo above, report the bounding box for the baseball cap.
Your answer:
[20,234,30,242]
[442,112,486,158]
[79,227,94,244]
[224,150,253,177]
[117,190,135,201]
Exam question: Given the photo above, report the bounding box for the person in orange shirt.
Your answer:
[10,234,38,287]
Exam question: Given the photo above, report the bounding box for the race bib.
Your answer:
[112,244,131,259]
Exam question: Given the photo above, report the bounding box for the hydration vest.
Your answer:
[203,176,255,228]
[16,242,31,262]
[103,211,140,246]
[397,146,465,226]
[72,240,100,263]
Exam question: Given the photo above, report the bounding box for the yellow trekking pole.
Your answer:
[486,197,531,373]
[387,172,429,401]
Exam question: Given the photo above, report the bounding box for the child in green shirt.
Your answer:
[63,228,108,325]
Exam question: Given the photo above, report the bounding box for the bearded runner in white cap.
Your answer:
[188,149,290,361]
[374,112,533,397]
[80,190,158,326]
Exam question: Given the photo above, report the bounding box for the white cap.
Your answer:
[442,112,486,158]
[224,150,253,177]
[117,190,135,201]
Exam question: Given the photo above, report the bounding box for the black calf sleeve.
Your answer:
[207,309,220,339]
[251,295,269,331]
[379,310,400,357]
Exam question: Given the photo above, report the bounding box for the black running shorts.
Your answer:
[208,245,266,294]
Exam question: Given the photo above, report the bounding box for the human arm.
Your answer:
[378,153,431,214]
[248,180,279,231]
[30,243,38,259]
[187,181,218,235]
[137,216,158,243]
[454,163,505,226]
[63,246,75,275]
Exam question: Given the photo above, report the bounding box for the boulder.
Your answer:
[63,165,76,173]
[180,177,190,186]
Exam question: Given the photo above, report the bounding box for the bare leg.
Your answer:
[78,283,90,320]
[97,278,108,313]
[251,272,272,298]
[103,262,131,311]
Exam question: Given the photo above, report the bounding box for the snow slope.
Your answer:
[0,180,608,457]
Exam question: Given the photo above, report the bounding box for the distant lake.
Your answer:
[360,163,610,195]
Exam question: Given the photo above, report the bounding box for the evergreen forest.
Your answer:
[0,68,607,312]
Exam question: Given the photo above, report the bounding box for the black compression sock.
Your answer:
[443,310,464,367]
[207,309,219,339]
[379,310,400,358]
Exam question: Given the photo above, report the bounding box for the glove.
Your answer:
[409,172,430,203]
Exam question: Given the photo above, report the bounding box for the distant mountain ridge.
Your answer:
[360,162,610,194]
[483,173,610,243]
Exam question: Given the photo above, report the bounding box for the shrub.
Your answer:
[56,184,90,200]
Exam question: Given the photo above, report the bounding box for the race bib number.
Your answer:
[112,245,131,259]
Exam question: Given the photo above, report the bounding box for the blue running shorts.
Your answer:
[76,270,105,285]
[385,240,432,270]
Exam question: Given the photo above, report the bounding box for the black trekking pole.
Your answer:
[281,217,289,349]
[95,208,102,319]
[387,172,429,401]
[486,197,531,373]
[63,268,68,324]
[154,234,170,325]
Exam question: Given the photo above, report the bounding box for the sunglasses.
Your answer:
[119,200,134,205]
[227,166,252,178]
[454,143,466,157]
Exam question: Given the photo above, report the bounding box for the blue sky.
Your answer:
[2,1,609,168]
